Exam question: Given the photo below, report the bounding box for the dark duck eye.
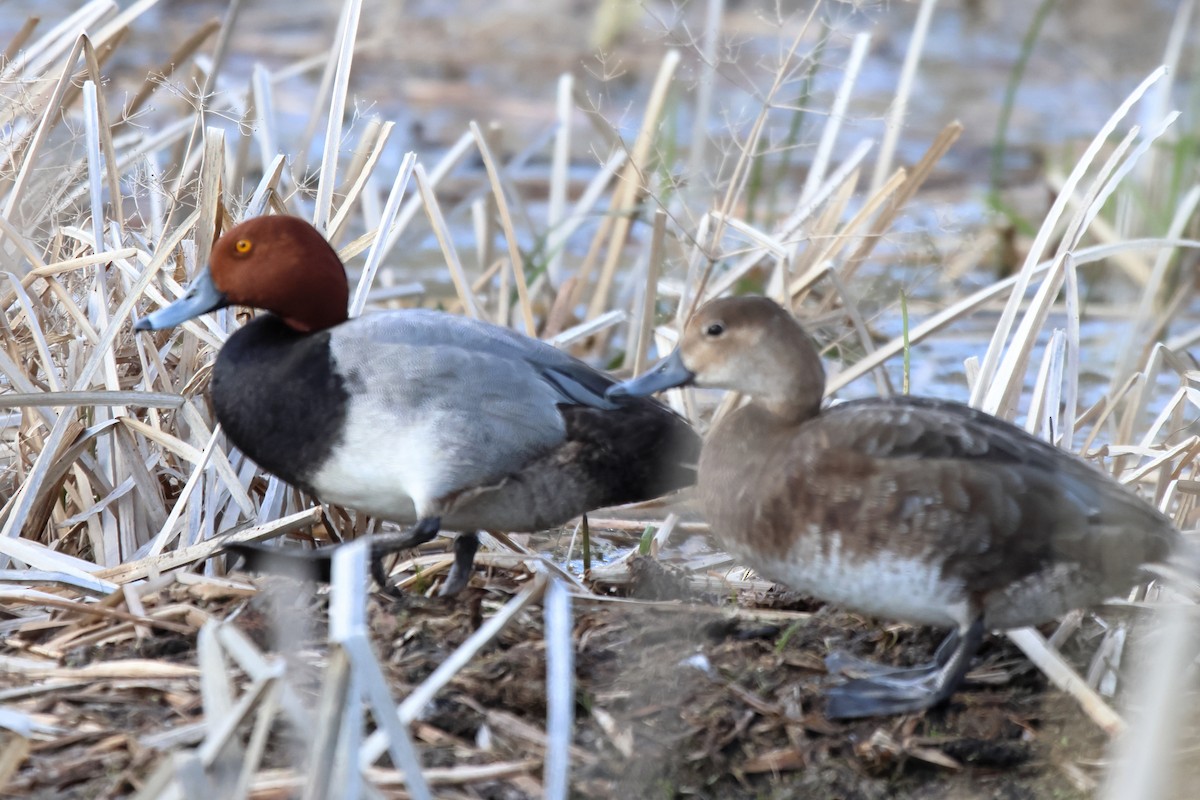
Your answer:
[704,321,725,338]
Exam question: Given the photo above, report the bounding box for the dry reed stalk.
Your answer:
[543,577,574,799]
[323,541,433,799]
[164,0,243,212]
[871,0,938,192]
[582,49,680,320]
[359,575,548,767]
[686,5,823,312]
[96,508,322,584]
[327,120,395,244]
[971,66,1168,410]
[414,163,484,319]
[825,239,1200,396]
[312,0,362,234]
[347,151,417,317]
[790,164,902,301]
[1100,597,1197,797]
[2,2,1198,797]
[2,16,42,64]
[1,35,86,228]
[470,121,537,336]
[835,120,963,286]
[546,73,574,288]
[800,31,869,206]
[985,112,1180,420]
[700,137,875,307]
[630,208,667,374]
[1111,184,1200,383]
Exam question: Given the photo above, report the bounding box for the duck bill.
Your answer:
[607,349,695,399]
[134,267,228,331]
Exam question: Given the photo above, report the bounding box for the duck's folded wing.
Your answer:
[804,396,1176,574]
[815,396,1070,464]
[814,396,1161,515]
[330,340,570,484]
[339,310,618,409]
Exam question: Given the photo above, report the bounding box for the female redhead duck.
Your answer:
[609,295,1180,718]
[135,215,698,595]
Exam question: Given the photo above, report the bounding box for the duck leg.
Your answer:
[231,516,482,597]
[227,516,443,592]
[368,516,442,594]
[823,618,985,719]
[438,533,480,596]
[824,628,961,678]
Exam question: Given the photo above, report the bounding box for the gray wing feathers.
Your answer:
[342,310,617,409]
[329,322,572,492]
[817,396,1175,564]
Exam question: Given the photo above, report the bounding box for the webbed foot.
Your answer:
[823,620,984,720]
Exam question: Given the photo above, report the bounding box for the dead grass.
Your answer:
[1,0,1200,798]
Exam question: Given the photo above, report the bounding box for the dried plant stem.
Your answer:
[585,49,680,322]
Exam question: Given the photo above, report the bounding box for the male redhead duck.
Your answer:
[609,295,1180,718]
[135,215,699,595]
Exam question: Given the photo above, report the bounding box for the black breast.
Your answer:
[210,315,349,491]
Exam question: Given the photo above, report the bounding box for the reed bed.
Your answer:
[1,1,1199,798]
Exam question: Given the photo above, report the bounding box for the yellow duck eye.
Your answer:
[234,239,253,254]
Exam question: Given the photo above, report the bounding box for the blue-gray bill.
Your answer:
[133,266,227,331]
[606,349,695,400]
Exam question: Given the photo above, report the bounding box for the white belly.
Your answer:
[735,530,974,630]
[310,406,445,521]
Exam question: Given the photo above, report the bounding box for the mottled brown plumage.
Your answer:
[609,295,1180,718]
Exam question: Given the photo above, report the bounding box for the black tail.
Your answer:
[562,396,700,507]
